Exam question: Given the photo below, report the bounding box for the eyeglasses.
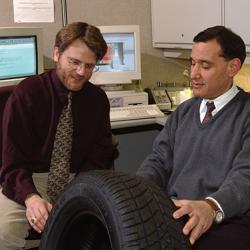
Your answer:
[67,57,99,72]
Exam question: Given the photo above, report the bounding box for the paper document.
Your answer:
[13,0,54,23]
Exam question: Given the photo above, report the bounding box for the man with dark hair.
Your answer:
[0,22,113,249]
[137,26,250,250]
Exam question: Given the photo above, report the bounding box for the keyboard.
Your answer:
[110,104,165,122]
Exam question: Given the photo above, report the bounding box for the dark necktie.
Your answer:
[202,101,215,124]
[47,92,73,203]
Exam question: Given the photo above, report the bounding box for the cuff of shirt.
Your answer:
[206,196,224,214]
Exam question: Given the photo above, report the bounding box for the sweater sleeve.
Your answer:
[136,111,176,189]
[209,114,250,218]
[0,87,39,206]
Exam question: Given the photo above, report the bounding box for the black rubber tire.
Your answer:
[39,170,191,250]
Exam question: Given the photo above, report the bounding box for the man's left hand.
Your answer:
[172,199,215,245]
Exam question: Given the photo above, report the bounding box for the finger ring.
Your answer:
[31,216,37,224]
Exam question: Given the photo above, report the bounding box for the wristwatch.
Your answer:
[204,199,224,224]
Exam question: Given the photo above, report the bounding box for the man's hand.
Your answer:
[172,199,215,245]
[25,193,52,233]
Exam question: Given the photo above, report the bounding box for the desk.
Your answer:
[111,116,168,175]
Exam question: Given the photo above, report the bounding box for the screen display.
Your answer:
[0,36,37,80]
[98,32,135,73]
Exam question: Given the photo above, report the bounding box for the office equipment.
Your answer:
[107,91,148,108]
[144,87,172,111]
[90,25,141,85]
[110,104,164,122]
[0,27,44,86]
[167,87,193,106]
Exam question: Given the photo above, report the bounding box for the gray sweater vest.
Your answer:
[138,90,250,218]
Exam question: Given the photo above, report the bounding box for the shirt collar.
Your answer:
[200,84,239,114]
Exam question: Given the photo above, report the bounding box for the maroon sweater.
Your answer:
[0,69,113,205]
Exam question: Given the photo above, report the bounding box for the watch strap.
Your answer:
[204,199,224,223]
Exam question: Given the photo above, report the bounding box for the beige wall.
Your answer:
[0,0,189,89]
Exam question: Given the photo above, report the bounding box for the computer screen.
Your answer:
[90,25,141,85]
[0,27,44,86]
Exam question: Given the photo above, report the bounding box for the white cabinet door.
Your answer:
[151,0,222,48]
[225,0,250,47]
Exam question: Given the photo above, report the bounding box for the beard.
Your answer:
[56,63,91,91]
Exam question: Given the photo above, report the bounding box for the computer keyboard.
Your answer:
[110,104,165,122]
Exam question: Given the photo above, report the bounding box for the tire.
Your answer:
[39,170,191,250]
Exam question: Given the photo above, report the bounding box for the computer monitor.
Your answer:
[0,27,44,86]
[90,25,141,85]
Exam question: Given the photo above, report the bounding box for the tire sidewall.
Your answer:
[41,176,122,250]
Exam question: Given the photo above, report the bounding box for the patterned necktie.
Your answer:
[47,92,73,203]
[202,101,215,124]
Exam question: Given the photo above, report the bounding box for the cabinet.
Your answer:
[152,0,250,50]
[151,0,222,49]
[224,0,250,47]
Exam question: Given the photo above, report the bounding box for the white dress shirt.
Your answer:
[199,84,239,123]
